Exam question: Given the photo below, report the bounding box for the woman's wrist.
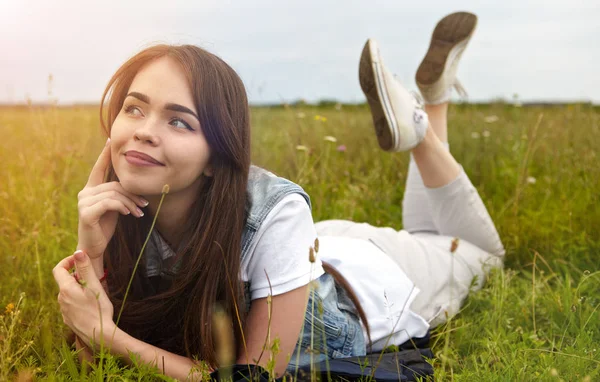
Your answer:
[75,244,105,279]
[101,324,126,355]
[100,324,201,380]
[101,324,154,364]
[90,257,105,280]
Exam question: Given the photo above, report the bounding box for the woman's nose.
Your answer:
[133,119,161,145]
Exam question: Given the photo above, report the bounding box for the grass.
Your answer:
[0,102,599,381]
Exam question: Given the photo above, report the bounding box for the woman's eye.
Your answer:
[170,118,193,131]
[124,105,142,116]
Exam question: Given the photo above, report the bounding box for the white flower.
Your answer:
[296,145,308,152]
[483,130,491,138]
[526,176,537,184]
[471,132,480,139]
[484,115,499,123]
[296,112,306,118]
[324,136,337,143]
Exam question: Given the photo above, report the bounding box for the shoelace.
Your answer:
[411,83,467,106]
[410,91,425,110]
[392,72,426,110]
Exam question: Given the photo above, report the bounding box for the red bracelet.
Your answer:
[99,268,108,282]
[74,269,108,283]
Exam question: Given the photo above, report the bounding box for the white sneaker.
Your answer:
[359,39,429,152]
[416,12,477,104]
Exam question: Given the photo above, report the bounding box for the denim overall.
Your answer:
[145,165,366,371]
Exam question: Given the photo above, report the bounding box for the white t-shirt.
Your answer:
[240,193,325,299]
[149,193,325,297]
[242,194,430,351]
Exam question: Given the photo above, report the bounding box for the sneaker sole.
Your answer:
[416,12,477,86]
[359,39,397,151]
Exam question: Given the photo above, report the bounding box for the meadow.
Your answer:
[0,103,598,381]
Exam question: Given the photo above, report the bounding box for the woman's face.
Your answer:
[110,56,212,197]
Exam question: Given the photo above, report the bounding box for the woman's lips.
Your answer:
[125,154,164,167]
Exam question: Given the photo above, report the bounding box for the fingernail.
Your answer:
[105,138,111,146]
[74,250,85,261]
[140,199,149,207]
[136,208,144,217]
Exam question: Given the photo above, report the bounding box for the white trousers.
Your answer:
[315,156,505,328]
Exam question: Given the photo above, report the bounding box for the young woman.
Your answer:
[53,11,504,380]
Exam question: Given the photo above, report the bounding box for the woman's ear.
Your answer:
[203,165,213,177]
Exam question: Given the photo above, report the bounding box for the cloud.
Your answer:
[0,0,598,103]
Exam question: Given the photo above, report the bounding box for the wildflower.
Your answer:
[484,115,499,123]
[471,132,480,139]
[296,145,308,152]
[334,103,342,111]
[526,176,536,184]
[5,303,14,314]
[337,145,347,152]
[324,136,337,143]
[550,368,559,377]
[482,130,491,138]
[314,115,327,122]
[309,247,316,263]
[296,112,306,119]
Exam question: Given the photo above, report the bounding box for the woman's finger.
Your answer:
[79,190,144,218]
[79,199,131,225]
[53,257,79,289]
[85,138,112,188]
[73,250,103,291]
[55,255,76,272]
[78,181,148,208]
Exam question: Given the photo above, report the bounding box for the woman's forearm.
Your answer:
[88,257,109,293]
[90,256,105,278]
[103,324,212,380]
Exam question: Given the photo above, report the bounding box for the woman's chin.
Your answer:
[118,178,164,196]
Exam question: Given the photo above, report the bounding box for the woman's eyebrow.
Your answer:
[127,91,150,104]
[164,103,200,123]
[126,92,200,123]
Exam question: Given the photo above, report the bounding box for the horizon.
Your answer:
[1,99,598,108]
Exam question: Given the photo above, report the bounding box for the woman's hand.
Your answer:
[54,251,212,380]
[53,250,116,349]
[77,138,148,259]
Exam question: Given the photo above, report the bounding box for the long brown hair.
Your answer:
[99,45,251,367]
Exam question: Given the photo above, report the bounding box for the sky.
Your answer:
[1,0,599,105]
